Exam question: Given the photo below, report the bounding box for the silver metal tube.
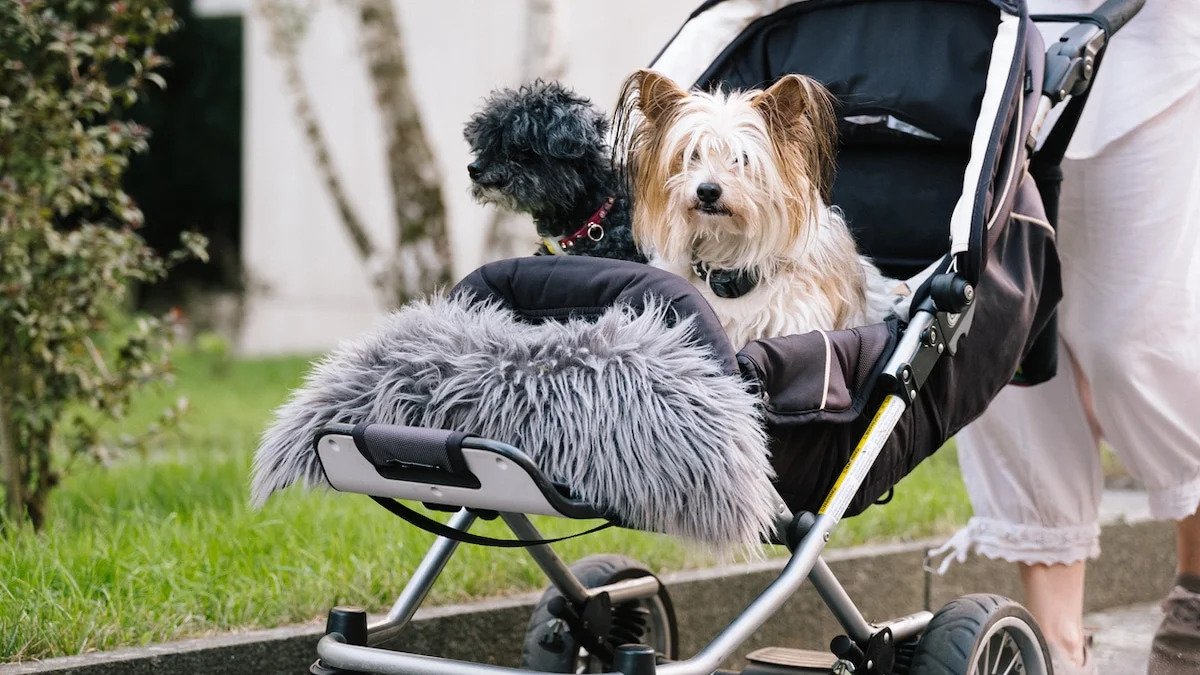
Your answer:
[1029,95,1054,147]
[814,394,909,523]
[808,559,873,643]
[658,394,907,673]
[885,311,935,381]
[656,513,838,674]
[880,610,934,643]
[368,509,477,645]
[319,634,610,675]
[500,512,590,604]
[771,488,795,544]
[588,575,661,605]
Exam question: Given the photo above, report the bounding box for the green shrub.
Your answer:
[0,0,205,529]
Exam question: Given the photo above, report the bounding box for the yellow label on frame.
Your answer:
[818,395,906,517]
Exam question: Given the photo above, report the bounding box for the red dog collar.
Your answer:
[553,196,615,253]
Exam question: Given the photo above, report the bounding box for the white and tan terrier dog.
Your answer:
[615,69,896,348]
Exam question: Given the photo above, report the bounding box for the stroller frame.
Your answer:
[309,1,1146,672]
[315,303,957,675]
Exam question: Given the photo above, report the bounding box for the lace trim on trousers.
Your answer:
[929,517,1101,574]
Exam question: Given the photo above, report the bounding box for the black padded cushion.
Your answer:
[452,256,739,375]
[697,0,997,146]
[737,318,899,427]
[358,423,459,471]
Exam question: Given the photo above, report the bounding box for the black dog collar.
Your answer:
[691,261,760,299]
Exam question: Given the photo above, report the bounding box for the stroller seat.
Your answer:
[293,255,899,542]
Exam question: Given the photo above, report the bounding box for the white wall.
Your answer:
[240,0,697,355]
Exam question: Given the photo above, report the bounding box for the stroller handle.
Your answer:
[1035,0,1145,108]
[1092,0,1145,35]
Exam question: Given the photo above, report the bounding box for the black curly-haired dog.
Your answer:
[463,80,645,262]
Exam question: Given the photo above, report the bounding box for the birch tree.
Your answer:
[257,0,449,306]
[485,0,567,260]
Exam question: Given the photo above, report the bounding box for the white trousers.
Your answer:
[951,84,1200,566]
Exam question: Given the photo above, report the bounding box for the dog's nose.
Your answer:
[696,182,722,204]
[467,160,483,180]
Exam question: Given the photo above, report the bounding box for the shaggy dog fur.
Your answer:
[614,70,896,348]
[251,295,778,548]
[464,80,646,262]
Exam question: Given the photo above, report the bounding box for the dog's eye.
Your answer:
[735,152,750,167]
[690,149,701,162]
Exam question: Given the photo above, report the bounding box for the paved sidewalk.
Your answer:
[1087,602,1162,674]
[1080,489,1166,674]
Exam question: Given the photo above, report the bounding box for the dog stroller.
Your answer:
[252,1,1145,673]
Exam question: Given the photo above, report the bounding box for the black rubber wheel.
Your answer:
[520,554,678,673]
[909,593,1051,675]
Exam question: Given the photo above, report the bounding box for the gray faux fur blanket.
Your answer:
[251,294,778,547]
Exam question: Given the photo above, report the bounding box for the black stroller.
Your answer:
[255,1,1146,673]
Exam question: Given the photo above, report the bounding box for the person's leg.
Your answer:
[1051,86,1200,673]
[1019,561,1089,665]
[1011,345,1107,667]
[954,83,1200,672]
[1013,348,1100,668]
[954,353,1103,670]
[1177,509,1200,578]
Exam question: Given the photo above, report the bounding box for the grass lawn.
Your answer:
[0,349,969,662]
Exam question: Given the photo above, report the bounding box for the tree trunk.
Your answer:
[523,0,567,80]
[259,0,453,305]
[0,370,26,527]
[256,0,378,265]
[485,0,568,261]
[26,430,54,530]
[354,0,451,303]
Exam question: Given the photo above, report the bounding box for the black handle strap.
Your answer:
[370,497,613,547]
[1091,0,1145,36]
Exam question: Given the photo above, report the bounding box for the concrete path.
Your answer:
[1087,602,1162,675]
[1080,489,1163,674]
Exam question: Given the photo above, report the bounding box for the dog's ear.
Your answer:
[632,69,687,125]
[753,74,838,198]
[752,74,834,129]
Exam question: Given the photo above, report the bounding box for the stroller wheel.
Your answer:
[520,554,678,673]
[909,593,1051,675]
